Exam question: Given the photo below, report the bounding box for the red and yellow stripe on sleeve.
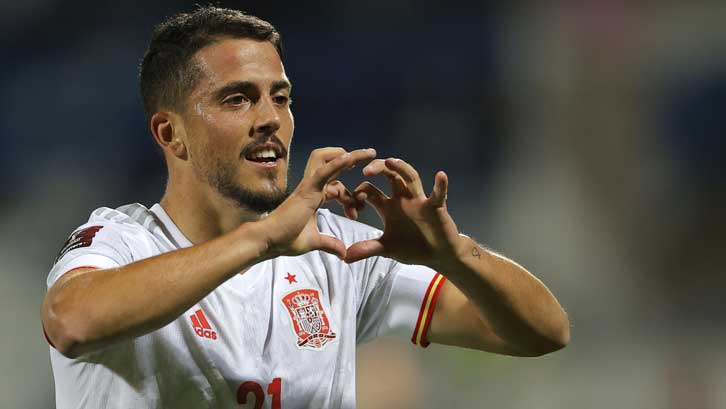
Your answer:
[411,273,446,348]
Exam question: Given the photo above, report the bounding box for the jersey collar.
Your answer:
[150,203,194,249]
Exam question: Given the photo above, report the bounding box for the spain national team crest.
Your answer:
[281,289,337,350]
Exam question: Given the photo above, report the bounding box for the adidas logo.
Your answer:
[190,309,217,340]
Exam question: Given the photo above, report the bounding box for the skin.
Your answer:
[157,38,296,242]
[349,159,570,355]
[41,38,569,359]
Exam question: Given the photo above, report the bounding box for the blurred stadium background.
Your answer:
[2,0,726,408]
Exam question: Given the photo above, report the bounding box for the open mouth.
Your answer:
[243,142,285,167]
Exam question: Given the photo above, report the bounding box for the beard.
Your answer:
[195,156,290,214]
[191,134,292,214]
[214,170,290,213]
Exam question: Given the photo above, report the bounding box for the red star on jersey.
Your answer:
[284,272,297,284]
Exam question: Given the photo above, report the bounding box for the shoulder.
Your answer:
[55,204,157,260]
[88,203,156,229]
[315,209,381,247]
[82,203,166,237]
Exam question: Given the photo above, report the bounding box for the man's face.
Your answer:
[181,38,293,213]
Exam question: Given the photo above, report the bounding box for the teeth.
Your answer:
[252,149,277,159]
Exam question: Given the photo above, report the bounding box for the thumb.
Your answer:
[314,233,347,260]
[428,171,448,208]
[344,239,385,263]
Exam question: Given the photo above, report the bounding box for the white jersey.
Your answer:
[45,203,446,409]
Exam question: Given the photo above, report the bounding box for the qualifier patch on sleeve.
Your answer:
[55,225,104,262]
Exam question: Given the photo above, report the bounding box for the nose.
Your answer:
[252,96,280,137]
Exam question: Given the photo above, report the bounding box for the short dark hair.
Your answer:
[139,6,283,120]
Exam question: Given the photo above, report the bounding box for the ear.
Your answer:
[150,111,187,159]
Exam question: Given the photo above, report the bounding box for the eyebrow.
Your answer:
[212,80,292,102]
[271,80,292,94]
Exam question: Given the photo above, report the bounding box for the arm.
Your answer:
[428,238,569,356]
[344,158,569,357]
[41,227,267,358]
[41,147,377,359]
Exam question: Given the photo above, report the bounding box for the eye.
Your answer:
[273,95,292,106]
[223,94,250,106]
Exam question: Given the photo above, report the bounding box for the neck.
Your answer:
[159,173,263,245]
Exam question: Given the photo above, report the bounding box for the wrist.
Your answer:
[233,220,276,264]
[430,234,471,273]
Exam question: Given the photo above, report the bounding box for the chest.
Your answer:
[159,255,358,407]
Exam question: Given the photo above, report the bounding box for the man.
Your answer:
[41,7,569,409]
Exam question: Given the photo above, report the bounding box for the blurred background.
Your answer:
[2,0,725,408]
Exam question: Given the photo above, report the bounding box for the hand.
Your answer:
[258,147,376,259]
[324,180,366,221]
[344,158,463,268]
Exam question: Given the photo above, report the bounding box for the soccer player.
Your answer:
[41,7,569,409]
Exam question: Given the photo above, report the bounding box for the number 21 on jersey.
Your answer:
[237,377,282,409]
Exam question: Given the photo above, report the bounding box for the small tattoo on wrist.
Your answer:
[472,247,481,259]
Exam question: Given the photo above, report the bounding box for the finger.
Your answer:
[428,171,448,208]
[353,181,388,217]
[344,239,385,263]
[313,148,377,189]
[384,158,424,197]
[313,147,347,161]
[304,147,347,176]
[324,181,357,205]
[325,180,362,220]
[384,158,419,183]
[362,159,409,196]
[362,159,399,179]
[315,233,347,260]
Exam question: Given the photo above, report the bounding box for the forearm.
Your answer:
[42,222,269,357]
[435,235,570,355]
[41,148,376,358]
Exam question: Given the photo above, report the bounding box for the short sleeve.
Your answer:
[315,209,447,347]
[355,261,445,347]
[47,222,132,288]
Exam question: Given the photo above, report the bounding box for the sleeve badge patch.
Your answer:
[55,225,104,263]
[281,288,337,350]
